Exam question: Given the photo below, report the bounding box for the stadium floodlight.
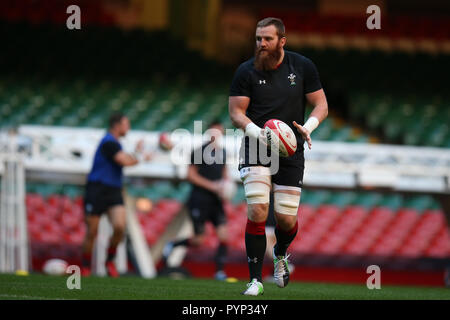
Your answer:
[0,131,29,274]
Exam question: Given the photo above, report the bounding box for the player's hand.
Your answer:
[258,128,268,147]
[293,121,312,150]
[211,181,222,195]
[216,180,228,200]
[245,123,267,146]
[142,152,153,162]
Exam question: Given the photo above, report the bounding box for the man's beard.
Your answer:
[254,43,282,71]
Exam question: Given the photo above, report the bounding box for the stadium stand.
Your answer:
[25,181,449,273]
[259,10,450,44]
[1,3,449,135]
[0,4,448,285]
[2,20,449,145]
[0,0,115,27]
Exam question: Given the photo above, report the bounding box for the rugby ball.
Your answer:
[158,132,173,151]
[42,258,68,276]
[263,119,297,157]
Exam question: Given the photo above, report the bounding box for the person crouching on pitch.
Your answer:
[162,120,230,281]
[81,112,149,277]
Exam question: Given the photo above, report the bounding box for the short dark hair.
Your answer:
[108,112,125,129]
[208,118,223,129]
[256,17,286,39]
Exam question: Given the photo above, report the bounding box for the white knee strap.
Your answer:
[240,166,271,204]
[273,184,301,216]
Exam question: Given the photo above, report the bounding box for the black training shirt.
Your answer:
[230,50,322,153]
[189,142,226,198]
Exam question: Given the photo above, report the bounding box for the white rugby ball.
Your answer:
[158,132,173,151]
[263,119,297,157]
[42,258,68,276]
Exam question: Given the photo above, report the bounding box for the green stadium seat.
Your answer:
[302,189,331,207]
[380,194,403,211]
[354,192,383,208]
[403,195,437,212]
[327,191,357,207]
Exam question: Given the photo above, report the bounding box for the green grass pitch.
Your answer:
[0,274,449,300]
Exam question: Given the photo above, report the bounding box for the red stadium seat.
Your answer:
[298,204,315,228]
[143,219,166,235]
[74,196,84,208]
[315,206,368,254]
[396,210,445,257]
[369,208,420,256]
[156,199,182,213]
[342,207,394,255]
[425,225,450,258]
[61,213,79,231]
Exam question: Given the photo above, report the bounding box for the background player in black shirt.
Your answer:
[162,120,231,281]
[229,17,328,295]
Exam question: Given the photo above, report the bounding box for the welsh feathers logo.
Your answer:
[288,73,296,86]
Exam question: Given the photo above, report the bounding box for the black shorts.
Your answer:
[239,160,305,189]
[187,192,226,235]
[239,136,305,188]
[84,182,124,216]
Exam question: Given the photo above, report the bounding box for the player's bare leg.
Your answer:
[105,205,127,277]
[272,188,300,288]
[81,215,100,276]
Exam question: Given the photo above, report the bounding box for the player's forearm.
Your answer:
[123,155,139,166]
[229,109,252,130]
[229,108,264,141]
[222,166,229,180]
[309,102,328,123]
[228,96,252,130]
[304,89,328,131]
[114,152,139,167]
[303,102,328,134]
[187,170,217,192]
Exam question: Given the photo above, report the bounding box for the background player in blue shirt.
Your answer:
[81,112,148,277]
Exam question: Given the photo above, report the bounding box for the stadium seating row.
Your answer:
[260,10,450,41]
[349,91,450,147]
[0,0,114,26]
[2,1,449,41]
[26,184,448,260]
[2,22,449,147]
[0,74,373,143]
[206,199,449,259]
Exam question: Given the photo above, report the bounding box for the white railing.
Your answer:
[0,125,448,194]
[0,132,28,273]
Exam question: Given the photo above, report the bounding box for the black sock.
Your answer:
[245,219,266,282]
[274,221,298,257]
[106,247,117,262]
[173,238,191,247]
[82,252,91,268]
[215,242,227,272]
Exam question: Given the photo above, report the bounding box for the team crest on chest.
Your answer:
[288,73,296,86]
